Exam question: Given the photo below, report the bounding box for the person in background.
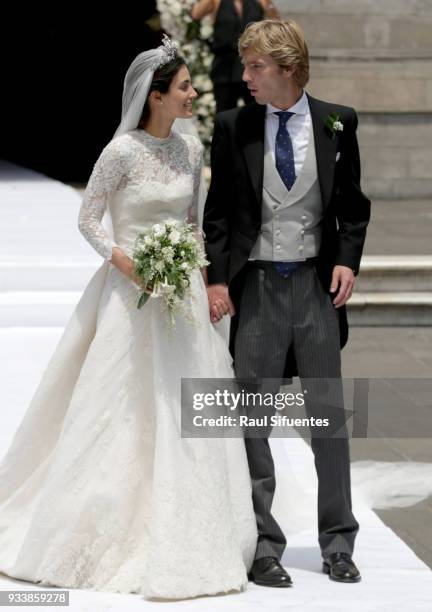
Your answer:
[192,0,280,112]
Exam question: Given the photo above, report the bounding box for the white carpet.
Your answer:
[1,162,431,610]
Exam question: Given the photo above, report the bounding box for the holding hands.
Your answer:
[206,264,356,324]
[207,283,236,323]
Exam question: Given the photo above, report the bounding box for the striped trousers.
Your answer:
[234,260,360,561]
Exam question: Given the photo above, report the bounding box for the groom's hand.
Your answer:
[330,265,355,307]
[207,284,236,323]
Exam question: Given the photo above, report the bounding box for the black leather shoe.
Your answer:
[248,557,293,587]
[322,553,361,583]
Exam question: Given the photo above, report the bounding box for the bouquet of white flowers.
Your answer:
[132,220,209,325]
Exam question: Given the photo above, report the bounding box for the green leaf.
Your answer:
[137,292,150,309]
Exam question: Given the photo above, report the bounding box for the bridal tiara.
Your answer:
[152,34,179,70]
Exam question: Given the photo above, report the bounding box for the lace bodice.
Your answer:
[78,128,204,261]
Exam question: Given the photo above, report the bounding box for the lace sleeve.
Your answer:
[78,139,128,261]
[187,137,205,248]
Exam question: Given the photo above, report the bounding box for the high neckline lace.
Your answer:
[134,127,174,144]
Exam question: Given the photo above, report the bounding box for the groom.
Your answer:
[203,19,371,587]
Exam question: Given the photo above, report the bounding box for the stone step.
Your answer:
[357,256,432,292]
[2,290,431,328]
[348,292,432,326]
[2,257,432,327]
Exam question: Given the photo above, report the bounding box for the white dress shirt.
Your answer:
[265,90,312,178]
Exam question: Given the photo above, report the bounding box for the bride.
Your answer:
[0,36,258,600]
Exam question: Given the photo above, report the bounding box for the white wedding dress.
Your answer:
[0,128,258,599]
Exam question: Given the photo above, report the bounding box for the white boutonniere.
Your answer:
[325,112,344,140]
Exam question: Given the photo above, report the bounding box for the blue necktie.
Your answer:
[273,111,298,279]
[275,111,296,191]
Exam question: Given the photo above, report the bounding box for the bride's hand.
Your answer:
[131,274,153,295]
[140,282,153,295]
[110,246,152,293]
[207,284,235,323]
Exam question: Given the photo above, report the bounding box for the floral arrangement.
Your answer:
[132,220,209,325]
[157,0,215,158]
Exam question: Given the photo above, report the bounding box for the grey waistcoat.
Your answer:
[249,121,324,262]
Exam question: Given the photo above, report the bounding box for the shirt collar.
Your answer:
[266,90,308,116]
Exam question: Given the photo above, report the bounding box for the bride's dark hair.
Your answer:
[139,55,186,125]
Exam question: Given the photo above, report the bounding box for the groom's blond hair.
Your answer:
[238,19,310,88]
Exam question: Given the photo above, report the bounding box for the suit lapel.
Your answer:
[239,103,266,211]
[307,93,338,208]
[239,96,339,211]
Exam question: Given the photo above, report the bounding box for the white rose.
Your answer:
[201,76,213,89]
[170,2,183,17]
[333,121,344,132]
[194,75,206,90]
[182,43,194,55]
[168,229,181,244]
[200,23,213,39]
[201,93,215,110]
[161,246,174,262]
